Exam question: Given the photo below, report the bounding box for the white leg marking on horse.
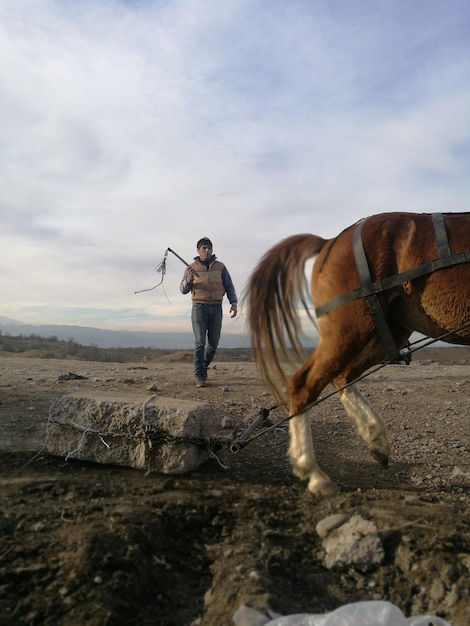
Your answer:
[288,411,338,495]
[339,385,390,466]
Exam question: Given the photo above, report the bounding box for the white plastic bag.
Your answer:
[233,601,452,626]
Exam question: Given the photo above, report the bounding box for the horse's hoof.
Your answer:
[371,449,389,468]
[308,478,339,496]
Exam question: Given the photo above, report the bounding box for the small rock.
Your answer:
[322,515,384,571]
[415,359,434,366]
[58,372,88,381]
[316,514,350,538]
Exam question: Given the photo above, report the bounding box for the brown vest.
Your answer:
[190,260,225,303]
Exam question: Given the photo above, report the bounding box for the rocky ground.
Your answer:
[0,346,469,626]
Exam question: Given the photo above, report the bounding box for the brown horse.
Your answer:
[246,212,470,495]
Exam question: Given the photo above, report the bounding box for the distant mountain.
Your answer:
[0,316,251,349]
[0,316,26,328]
[1,316,452,352]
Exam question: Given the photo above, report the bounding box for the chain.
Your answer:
[143,423,227,452]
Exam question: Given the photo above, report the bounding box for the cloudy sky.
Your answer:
[1,0,469,339]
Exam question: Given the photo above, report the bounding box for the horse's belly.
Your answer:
[391,267,470,344]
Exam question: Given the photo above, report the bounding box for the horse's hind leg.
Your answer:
[288,352,340,495]
[288,409,338,495]
[338,385,390,468]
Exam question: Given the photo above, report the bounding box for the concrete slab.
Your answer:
[46,391,221,474]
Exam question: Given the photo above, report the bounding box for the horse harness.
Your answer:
[315,213,470,363]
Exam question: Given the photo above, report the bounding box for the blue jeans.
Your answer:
[191,303,223,378]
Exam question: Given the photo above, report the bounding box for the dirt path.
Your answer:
[0,348,469,625]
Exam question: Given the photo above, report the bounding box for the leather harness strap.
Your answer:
[315,248,470,317]
[432,212,451,258]
[352,219,400,362]
[315,213,470,362]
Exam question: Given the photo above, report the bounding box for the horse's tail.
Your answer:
[245,233,327,405]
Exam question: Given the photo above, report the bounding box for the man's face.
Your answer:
[198,244,213,261]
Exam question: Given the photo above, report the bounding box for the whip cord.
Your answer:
[134,247,194,300]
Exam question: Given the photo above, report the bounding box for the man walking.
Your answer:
[180,237,238,387]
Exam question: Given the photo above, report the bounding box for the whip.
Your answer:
[134,247,198,294]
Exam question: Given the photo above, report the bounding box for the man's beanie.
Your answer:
[197,237,213,248]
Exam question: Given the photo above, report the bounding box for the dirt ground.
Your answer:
[0,346,469,626]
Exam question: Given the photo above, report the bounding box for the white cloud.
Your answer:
[1,0,469,334]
